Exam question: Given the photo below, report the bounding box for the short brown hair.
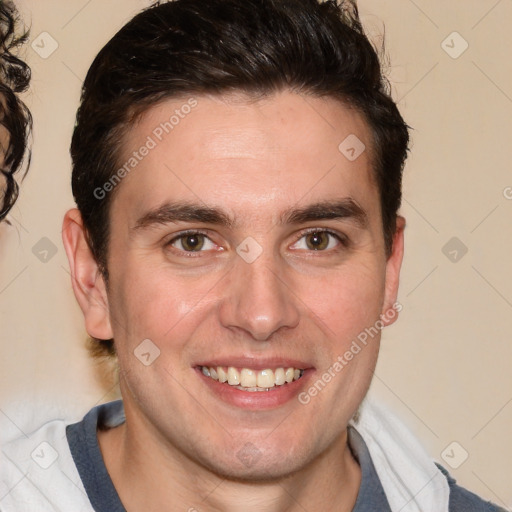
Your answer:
[70,0,410,357]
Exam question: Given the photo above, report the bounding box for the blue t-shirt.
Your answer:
[66,401,505,512]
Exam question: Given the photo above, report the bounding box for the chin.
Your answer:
[208,458,304,484]
[197,442,313,483]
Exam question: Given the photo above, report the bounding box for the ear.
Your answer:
[381,216,405,327]
[62,208,113,340]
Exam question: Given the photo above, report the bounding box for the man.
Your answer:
[0,0,31,221]
[0,0,505,510]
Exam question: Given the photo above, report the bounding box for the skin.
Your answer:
[63,91,405,512]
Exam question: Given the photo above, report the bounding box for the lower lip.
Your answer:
[196,368,314,410]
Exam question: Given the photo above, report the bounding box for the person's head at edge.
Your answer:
[0,0,31,222]
[62,0,409,509]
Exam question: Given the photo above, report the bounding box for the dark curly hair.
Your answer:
[0,0,32,221]
[70,0,410,356]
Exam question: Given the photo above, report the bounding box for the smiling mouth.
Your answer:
[200,366,305,392]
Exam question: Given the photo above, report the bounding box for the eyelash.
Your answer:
[165,228,349,255]
[296,227,349,250]
[166,229,216,257]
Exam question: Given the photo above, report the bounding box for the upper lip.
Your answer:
[195,357,313,371]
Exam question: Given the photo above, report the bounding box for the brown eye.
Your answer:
[290,230,344,252]
[172,233,206,252]
[305,232,330,250]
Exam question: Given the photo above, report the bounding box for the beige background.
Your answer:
[1,0,511,507]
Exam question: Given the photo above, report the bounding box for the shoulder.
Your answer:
[0,416,92,512]
[436,464,508,512]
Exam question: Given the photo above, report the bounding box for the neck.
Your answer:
[98,414,361,512]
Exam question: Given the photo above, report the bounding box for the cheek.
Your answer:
[107,261,219,347]
[300,261,386,342]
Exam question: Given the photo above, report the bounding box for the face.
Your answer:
[66,91,404,480]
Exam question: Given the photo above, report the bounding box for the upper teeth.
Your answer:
[201,366,303,389]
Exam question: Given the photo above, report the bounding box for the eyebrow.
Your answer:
[133,202,233,231]
[132,198,368,232]
[280,199,368,228]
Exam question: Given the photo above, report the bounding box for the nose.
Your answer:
[218,252,300,341]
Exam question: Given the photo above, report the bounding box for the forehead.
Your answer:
[111,91,379,225]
